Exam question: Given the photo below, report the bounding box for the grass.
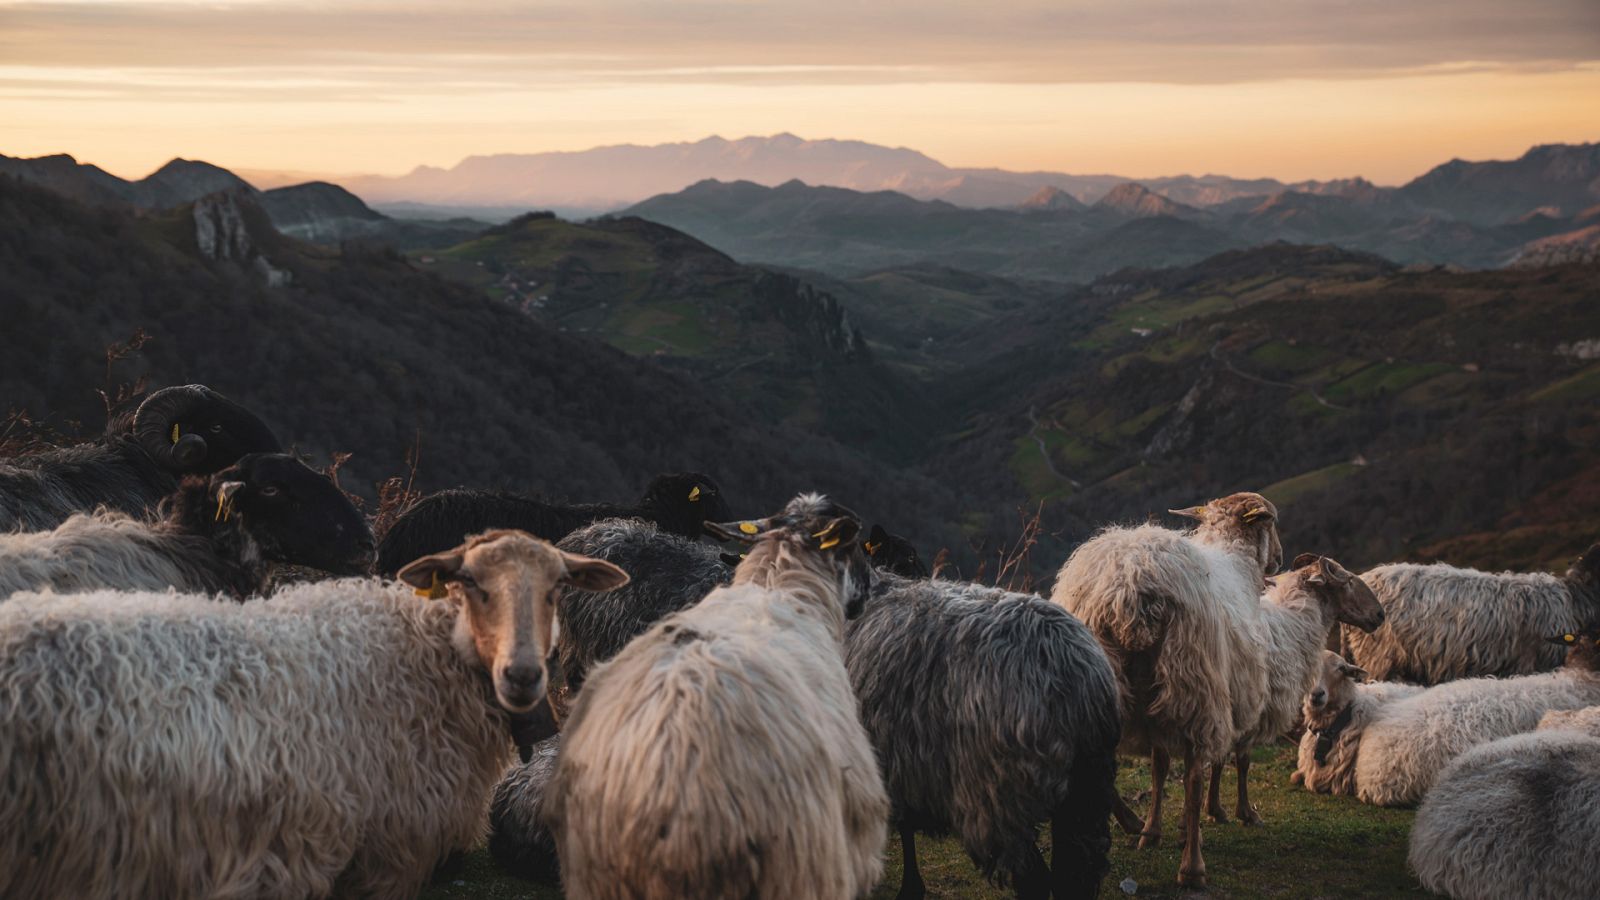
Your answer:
[419,744,1431,900]
[1260,462,1363,508]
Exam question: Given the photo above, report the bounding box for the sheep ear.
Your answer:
[1168,505,1207,520]
[560,552,630,593]
[1291,552,1320,570]
[812,517,860,551]
[1338,662,1370,682]
[213,480,246,522]
[705,518,773,544]
[397,551,464,598]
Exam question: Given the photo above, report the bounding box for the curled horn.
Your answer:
[132,385,216,470]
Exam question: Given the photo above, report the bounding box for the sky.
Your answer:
[2,0,1598,184]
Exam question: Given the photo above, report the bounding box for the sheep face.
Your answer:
[208,453,374,574]
[705,493,874,618]
[1568,543,1600,593]
[397,530,630,713]
[1170,491,1282,575]
[1292,553,1386,633]
[863,524,929,578]
[641,472,734,538]
[1549,626,1600,673]
[1305,650,1368,724]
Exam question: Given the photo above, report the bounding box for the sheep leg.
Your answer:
[1111,793,1145,835]
[1012,845,1051,900]
[895,823,925,900]
[1235,750,1262,826]
[1205,763,1230,823]
[1052,754,1115,900]
[1137,747,1169,850]
[1177,746,1207,889]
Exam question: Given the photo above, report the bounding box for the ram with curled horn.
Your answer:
[0,384,282,532]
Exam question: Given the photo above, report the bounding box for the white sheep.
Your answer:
[1292,630,1600,807]
[1207,554,1385,824]
[1409,636,1600,900]
[0,529,627,900]
[545,494,889,900]
[1338,546,1599,684]
[1051,492,1281,889]
[1291,651,1424,795]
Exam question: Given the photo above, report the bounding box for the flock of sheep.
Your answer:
[1,383,1596,900]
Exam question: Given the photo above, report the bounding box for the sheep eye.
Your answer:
[258,486,281,498]
[209,424,224,434]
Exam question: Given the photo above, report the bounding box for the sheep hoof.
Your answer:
[1178,869,1208,890]
[1239,806,1263,827]
[1206,806,1229,824]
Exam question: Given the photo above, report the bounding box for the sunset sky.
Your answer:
[2,0,1598,183]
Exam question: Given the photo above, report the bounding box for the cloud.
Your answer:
[0,0,1595,96]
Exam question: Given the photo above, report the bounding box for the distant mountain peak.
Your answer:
[1093,182,1194,218]
[1018,185,1085,211]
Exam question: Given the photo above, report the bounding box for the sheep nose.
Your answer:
[502,662,541,689]
[1311,690,1326,705]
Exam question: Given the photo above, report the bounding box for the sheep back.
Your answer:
[1409,728,1600,900]
[1052,523,1266,762]
[0,510,228,600]
[1354,669,1600,806]
[1344,563,1582,684]
[548,584,888,900]
[553,519,729,693]
[0,580,513,900]
[847,577,1120,884]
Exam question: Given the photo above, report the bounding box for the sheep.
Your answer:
[863,523,929,577]
[1336,545,1600,684]
[0,384,281,532]
[1291,651,1424,794]
[1050,492,1282,889]
[1408,633,1600,900]
[487,519,929,886]
[847,575,1122,900]
[1296,628,1600,806]
[0,529,629,900]
[544,494,889,900]
[373,471,732,576]
[551,518,732,703]
[1205,554,1386,825]
[0,453,374,600]
[487,734,564,883]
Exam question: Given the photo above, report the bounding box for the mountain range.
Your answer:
[333,134,1600,223]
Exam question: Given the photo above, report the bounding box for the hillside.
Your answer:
[261,182,485,249]
[0,176,969,557]
[923,244,1600,572]
[419,212,937,459]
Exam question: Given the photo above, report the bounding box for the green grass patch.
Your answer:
[1262,462,1363,508]
[419,745,1428,899]
[1247,341,1334,375]
[1529,364,1600,404]
[1324,362,1456,404]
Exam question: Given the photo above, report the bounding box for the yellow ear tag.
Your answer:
[171,424,181,445]
[864,541,881,555]
[1565,634,1577,643]
[214,493,232,522]
[415,571,448,600]
[818,537,841,550]
[688,486,701,502]
[738,522,759,535]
